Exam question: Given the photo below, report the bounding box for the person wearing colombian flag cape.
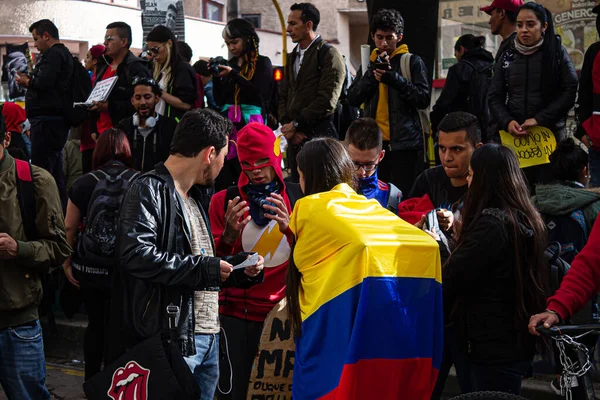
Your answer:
[282,138,443,399]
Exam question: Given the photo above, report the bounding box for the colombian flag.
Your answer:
[289,184,443,399]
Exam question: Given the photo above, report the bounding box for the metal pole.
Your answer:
[271,0,287,66]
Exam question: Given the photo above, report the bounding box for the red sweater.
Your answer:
[548,216,600,320]
[209,189,291,322]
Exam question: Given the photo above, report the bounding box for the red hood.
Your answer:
[236,122,285,195]
[2,102,26,133]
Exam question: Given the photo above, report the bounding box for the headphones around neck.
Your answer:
[133,113,157,128]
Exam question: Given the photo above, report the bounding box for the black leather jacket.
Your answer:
[108,163,262,360]
[347,52,430,151]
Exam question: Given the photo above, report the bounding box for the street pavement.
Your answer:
[0,358,85,400]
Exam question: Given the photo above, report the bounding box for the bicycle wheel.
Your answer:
[449,391,529,400]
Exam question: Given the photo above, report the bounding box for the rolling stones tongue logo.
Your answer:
[107,361,150,400]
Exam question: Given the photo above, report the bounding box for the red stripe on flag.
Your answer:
[319,358,439,400]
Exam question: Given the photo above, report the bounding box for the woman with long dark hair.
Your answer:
[146,25,197,123]
[439,144,549,395]
[431,34,494,137]
[62,128,138,381]
[488,3,578,188]
[286,138,443,399]
[213,18,274,192]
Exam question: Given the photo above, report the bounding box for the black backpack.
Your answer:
[65,56,93,127]
[542,209,588,264]
[463,60,493,136]
[317,43,360,139]
[76,167,139,278]
[543,210,599,323]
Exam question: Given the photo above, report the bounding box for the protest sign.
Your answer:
[247,299,294,400]
[499,126,557,169]
[75,76,118,107]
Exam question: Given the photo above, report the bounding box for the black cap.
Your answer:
[594,4,600,14]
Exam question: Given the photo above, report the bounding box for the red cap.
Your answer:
[89,45,105,60]
[480,0,524,15]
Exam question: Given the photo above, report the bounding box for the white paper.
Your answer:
[85,76,118,104]
[361,44,371,74]
[232,253,259,271]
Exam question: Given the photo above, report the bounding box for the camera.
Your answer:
[207,56,230,76]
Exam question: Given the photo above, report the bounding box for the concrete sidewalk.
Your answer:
[29,314,600,399]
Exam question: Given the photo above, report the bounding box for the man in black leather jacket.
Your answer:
[347,9,430,196]
[108,109,264,398]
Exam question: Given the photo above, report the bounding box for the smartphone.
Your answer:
[373,62,390,70]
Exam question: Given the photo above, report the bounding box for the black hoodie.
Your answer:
[430,47,494,134]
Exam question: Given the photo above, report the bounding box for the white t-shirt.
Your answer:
[294,34,321,79]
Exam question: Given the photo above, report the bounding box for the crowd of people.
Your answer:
[2,0,600,399]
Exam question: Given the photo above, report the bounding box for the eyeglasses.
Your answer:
[146,43,165,56]
[104,35,117,42]
[132,76,156,86]
[353,161,379,172]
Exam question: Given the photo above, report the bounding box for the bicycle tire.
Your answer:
[449,391,529,400]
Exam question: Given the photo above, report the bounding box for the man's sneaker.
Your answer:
[550,378,562,396]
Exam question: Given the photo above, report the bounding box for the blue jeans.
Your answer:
[590,148,600,188]
[0,320,50,400]
[470,360,531,395]
[186,333,219,400]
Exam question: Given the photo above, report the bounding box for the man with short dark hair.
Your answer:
[344,117,401,213]
[117,77,177,172]
[347,8,431,196]
[110,109,264,399]
[279,2,346,182]
[90,22,150,138]
[422,113,483,400]
[16,19,74,206]
[409,111,482,212]
[0,112,71,399]
[480,0,523,63]
[165,4,178,31]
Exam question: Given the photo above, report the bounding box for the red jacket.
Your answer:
[209,189,292,322]
[547,215,600,320]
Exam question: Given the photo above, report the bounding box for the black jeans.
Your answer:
[81,288,110,381]
[431,325,472,400]
[470,360,531,395]
[30,116,69,209]
[217,315,263,400]
[379,148,425,196]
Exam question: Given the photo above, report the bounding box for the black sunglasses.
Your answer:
[132,76,156,86]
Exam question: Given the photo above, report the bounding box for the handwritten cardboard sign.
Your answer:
[499,126,557,169]
[247,299,294,400]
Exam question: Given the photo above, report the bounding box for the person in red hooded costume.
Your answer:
[2,102,30,160]
[209,122,302,400]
